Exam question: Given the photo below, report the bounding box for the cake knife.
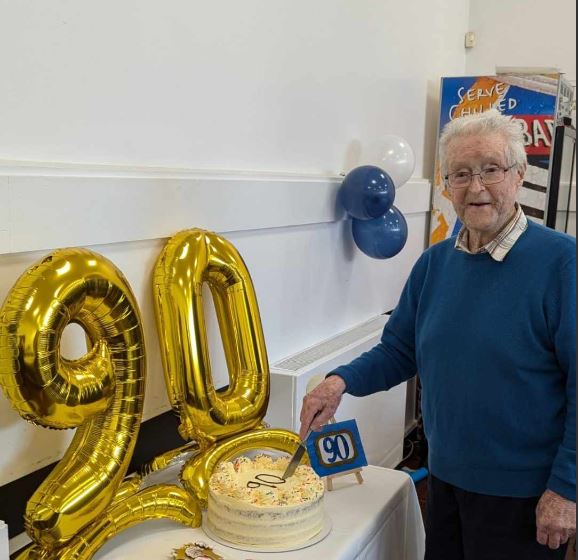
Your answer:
[282,429,312,480]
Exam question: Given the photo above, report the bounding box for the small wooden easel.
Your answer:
[323,417,364,492]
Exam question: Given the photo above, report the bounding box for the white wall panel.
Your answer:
[0,168,430,255]
[467,0,576,84]
[0,178,9,254]
[0,0,468,176]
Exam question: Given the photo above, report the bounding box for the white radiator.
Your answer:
[0,521,8,560]
[267,316,407,469]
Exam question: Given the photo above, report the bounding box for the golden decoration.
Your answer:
[0,248,147,548]
[16,486,201,560]
[140,441,201,478]
[172,541,224,559]
[56,485,201,559]
[1,249,202,560]
[3,231,302,557]
[154,230,302,506]
[181,427,303,506]
[153,229,270,447]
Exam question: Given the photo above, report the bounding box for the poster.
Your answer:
[429,73,562,245]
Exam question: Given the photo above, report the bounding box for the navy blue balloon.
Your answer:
[352,207,408,259]
[340,165,396,220]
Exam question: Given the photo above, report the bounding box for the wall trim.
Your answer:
[0,161,431,256]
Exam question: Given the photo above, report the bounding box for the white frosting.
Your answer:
[207,455,325,548]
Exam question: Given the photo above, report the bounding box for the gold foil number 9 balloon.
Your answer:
[0,249,145,548]
[154,230,301,505]
[0,249,200,559]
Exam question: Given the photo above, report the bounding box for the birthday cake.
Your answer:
[206,455,325,549]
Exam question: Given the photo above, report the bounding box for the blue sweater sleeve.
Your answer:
[331,253,427,396]
[546,257,577,502]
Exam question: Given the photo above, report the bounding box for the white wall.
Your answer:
[0,0,468,175]
[467,0,576,85]
[0,1,470,487]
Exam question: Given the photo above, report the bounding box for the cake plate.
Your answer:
[202,515,332,553]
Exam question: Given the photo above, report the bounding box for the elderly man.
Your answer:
[300,110,576,559]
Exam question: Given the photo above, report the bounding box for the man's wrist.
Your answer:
[548,475,577,503]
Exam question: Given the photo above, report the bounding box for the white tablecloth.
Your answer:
[94,466,425,560]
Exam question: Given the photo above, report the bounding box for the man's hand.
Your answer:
[299,376,346,440]
[536,489,576,550]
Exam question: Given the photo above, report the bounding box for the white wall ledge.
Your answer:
[0,163,431,256]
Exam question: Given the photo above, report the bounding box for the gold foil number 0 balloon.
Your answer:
[0,249,200,559]
[153,230,271,445]
[154,230,301,505]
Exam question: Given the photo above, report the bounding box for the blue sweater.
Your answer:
[334,221,576,500]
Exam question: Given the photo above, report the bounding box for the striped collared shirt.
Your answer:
[455,204,528,262]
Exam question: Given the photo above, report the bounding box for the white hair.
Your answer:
[439,109,528,178]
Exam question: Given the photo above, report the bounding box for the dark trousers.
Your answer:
[425,475,569,560]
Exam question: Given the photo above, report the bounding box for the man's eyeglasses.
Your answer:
[444,164,517,189]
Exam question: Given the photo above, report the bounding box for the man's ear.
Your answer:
[517,164,527,187]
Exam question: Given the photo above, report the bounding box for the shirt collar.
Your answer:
[455,204,528,262]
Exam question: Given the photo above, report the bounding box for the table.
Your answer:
[94,466,425,560]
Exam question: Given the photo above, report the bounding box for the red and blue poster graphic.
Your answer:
[430,74,560,245]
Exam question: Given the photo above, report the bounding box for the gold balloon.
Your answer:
[15,485,202,560]
[140,441,200,478]
[58,485,201,560]
[153,229,270,447]
[181,428,303,507]
[2,232,298,557]
[0,249,146,548]
[154,231,301,510]
[14,545,50,560]
[110,474,143,505]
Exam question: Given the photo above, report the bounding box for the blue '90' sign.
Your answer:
[321,432,353,464]
[306,419,368,478]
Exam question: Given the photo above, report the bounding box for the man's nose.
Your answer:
[468,174,486,192]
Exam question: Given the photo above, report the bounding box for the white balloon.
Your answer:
[368,135,416,189]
